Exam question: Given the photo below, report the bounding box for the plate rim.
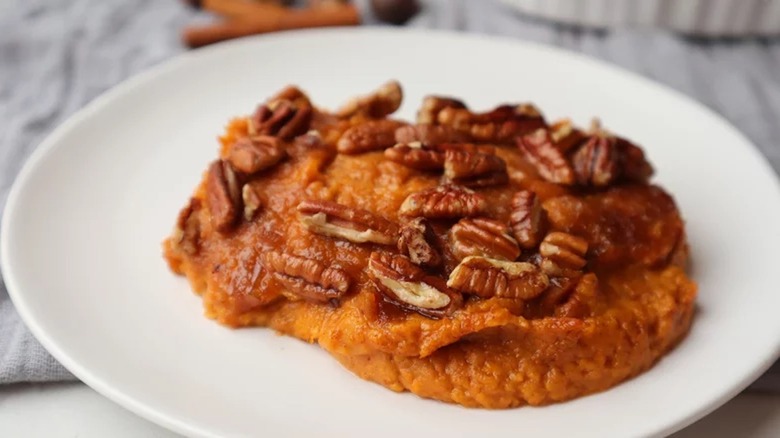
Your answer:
[3,27,780,438]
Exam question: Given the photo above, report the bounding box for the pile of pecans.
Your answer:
[193,81,654,319]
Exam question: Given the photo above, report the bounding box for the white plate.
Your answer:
[3,28,780,438]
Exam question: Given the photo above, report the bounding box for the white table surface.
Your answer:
[0,383,778,437]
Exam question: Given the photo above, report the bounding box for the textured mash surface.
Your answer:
[164,100,697,407]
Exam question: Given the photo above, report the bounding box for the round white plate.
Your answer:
[3,28,780,438]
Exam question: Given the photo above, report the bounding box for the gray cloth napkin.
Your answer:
[1,0,778,387]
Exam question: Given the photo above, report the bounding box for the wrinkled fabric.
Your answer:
[1,0,778,386]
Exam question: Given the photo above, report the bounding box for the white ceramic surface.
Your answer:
[4,385,780,438]
[3,28,780,438]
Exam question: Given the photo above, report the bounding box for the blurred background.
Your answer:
[1,0,779,436]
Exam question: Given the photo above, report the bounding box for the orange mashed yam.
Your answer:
[164,82,697,408]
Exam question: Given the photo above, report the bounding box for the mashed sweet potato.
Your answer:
[164,81,696,408]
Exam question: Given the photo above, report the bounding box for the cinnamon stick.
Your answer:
[186,0,288,20]
[182,4,361,48]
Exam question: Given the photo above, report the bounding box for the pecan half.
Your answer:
[549,119,586,153]
[297,200,399,245]
[367,252,460,318]
[509,190,546,249]
[385,142,490,171]
[618,138,654,182]
[517,128,575,185]
[385,141,446,171]
[336,80,403,119]
[172,198,201,255]
[263,251,350,304]
[534,276,577,316]
[539,232,589,277]
[397,218,441,267]
[206,160,242,232]
[555,273,599,318]
[437,104,546,144]
[417,96,467,125]
[289,131,330,158]
[400,184,487,219]
[537,274,600,318]
[336,119,407,154]
[226,136,285,175]
[577,120,653,186]
[394,124,472,144]
[447,256,549,299]
[571,135,619,187]
[443,149,508,187]
[249,86,313,140]
[449,218,520,261]
[242,184,262,221]
[270,85,312,106]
